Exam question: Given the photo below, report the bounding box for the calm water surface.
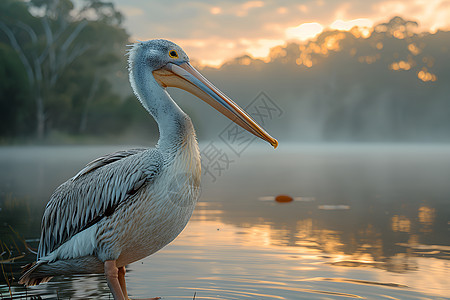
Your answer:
[0,144,449,299]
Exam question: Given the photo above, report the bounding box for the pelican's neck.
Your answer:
[130,63,197,156]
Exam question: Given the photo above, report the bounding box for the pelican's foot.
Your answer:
[117,265,161,300]
[105,261,160,300]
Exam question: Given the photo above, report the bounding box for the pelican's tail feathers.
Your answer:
[19,261,53,286]
[19,256,105,286]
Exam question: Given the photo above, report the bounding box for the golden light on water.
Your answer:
[418,205,435,232]
[391,215,411,232]
[418,206,435,224]
[190,201,444,267]
[171,201,450,298]
[3,145,450,299]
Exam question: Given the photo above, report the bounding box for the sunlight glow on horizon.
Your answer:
[240,38,286,60]
[330,18,374,31]
[129,13,444,68]
[118,0,450,67]
[285,22,324,41]
[201,18,383,67]
[196,15,442,67]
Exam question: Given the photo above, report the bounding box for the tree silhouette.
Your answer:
[0,0,126,139]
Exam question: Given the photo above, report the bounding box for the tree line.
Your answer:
[0,0,153,143]
[1,3,449,143]
[197,17,450,143]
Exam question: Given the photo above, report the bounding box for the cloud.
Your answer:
[210,6,222,15]
[113,0,450,66]
[330,18,374,31]
[236,1,265,17]
[285,23,324,41]
[240,38,286,58]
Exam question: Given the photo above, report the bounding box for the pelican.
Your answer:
[19,39,277,299]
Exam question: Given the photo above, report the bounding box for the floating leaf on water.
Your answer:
[275,195,294,203]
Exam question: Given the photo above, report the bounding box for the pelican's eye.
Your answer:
[169,50,179,59]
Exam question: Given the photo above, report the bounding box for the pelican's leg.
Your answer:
[118,266,128,298]
[105,260,126,300]
[117,265,161,300]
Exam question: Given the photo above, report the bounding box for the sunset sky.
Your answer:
[111,0,450,66]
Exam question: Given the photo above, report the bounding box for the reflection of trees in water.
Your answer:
[418,206,435,233]
[200,201,449,273]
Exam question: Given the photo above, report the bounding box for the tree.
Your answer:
[0,43,32,139]
[0,0,127,139]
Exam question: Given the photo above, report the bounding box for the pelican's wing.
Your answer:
[72,148,147,180]
[37,148,163,259]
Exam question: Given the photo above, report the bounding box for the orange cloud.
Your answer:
[119,0,450,66]
[330,18,374,31]
[285,23,324,41]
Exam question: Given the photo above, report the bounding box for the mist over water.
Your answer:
[1,9,449,298]
[1,0,449,297]
[164,18,450,145]
[1,144,449,299]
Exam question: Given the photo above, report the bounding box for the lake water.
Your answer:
[0,144,449,299]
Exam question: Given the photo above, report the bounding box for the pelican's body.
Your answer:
[20,40,277,299]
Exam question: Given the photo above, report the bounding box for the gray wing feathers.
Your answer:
[71,148,147,180]
[38,148,163,259]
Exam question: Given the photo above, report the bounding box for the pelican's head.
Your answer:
[129,39,278,148]
[128,39,189,72]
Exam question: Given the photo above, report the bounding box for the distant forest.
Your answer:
[197,16,450,143]
[1,0,449,143]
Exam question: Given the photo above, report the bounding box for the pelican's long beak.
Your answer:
[153,62,278,148]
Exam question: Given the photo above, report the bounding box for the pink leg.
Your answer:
[105,260,126,300]
[118,266,128,297]
[117,265,161,300]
